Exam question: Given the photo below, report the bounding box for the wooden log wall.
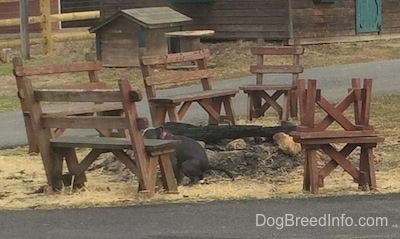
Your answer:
[381,0,400,34]
[100,0,290,40]
[291,0,356,38]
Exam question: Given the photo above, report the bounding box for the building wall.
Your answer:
[291,0,400,38]
[0,0,59,34]
[100,0,290,41]
[291,0,356,38]
[381,0,400,34]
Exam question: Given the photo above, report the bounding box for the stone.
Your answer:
[273,132,302,155]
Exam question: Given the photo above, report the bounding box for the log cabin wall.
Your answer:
[381,0,400,34]
[291,0,356,38]
[291,0,400,39]
[100,0,290,41]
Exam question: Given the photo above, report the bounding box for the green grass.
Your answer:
[0,63,12,76]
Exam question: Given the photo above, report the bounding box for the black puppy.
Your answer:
[143,126,234,185]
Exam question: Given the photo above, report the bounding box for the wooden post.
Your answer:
[19,0,30,59]
[40,0,53,55]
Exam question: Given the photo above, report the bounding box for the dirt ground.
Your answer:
[1,39,400,210]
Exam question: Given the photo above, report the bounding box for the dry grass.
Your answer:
[1,39,400,210]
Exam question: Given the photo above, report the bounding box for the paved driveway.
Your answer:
[1,193,399,239]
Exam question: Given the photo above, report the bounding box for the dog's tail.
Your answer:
[207,165,235,181]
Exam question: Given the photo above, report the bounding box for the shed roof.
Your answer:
[89,7,192,32]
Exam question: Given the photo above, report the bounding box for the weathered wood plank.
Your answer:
[145,69,214,86]
[13,61,102,76]
[141,49,210,66]
[50,136,180,152]
[250,65,304,74]
[34,89,142,103]
[149,89,238,104]
[251,46,304,55]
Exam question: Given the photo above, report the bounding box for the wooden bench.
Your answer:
[139,48,238,126]
[290,78,384,194]
[22,78,180,198]
[13,54,123,153]
[239,44,304,121]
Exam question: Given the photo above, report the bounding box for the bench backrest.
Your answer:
[13,53,105,111]
[139,48,214,99]
[250,44,304,85]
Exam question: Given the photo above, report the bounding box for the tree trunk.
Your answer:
[162,122,296,144]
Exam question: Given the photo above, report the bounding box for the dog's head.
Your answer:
[142,126,168,139]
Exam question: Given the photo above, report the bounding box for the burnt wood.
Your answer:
[161,122,296,144]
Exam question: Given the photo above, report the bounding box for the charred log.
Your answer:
[162,122,296,144]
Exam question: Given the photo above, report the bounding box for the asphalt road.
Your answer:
[2,59,400,149]
[1,193,399,239]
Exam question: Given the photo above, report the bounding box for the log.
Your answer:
[162,122,296,144]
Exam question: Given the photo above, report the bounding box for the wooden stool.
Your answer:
[290,78,384,194]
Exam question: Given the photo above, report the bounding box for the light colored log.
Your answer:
[50,11,100,22]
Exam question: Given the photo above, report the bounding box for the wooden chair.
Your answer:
[290,78,384,194]
[23,78,180,198]
[13,54,123,153]
[139,48,238,126]
[239,44,304,121]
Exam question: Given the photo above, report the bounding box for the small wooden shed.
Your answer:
[89,7,192,67]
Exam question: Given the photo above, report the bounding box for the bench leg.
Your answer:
[304,147,319,194]
[222,97,236,125]
[63,148,87,188]
[359,145,377,189]
[150,104,167,127]
[167,107,180,122]
[289,90,298,118]
[208,98,222,125]
[282,91,290,121]
[51,147,65,191]
[158,154,178,193]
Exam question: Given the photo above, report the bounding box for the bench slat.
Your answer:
[251,46,304,55]
[239,84,296,91]
[50,136,180,152]
[149,89,238,104]
[250,65,304,74]
[145,69,213,86]
[34,89,142,103]
[13,61,102,76]
[141,49,210,66]
[42,102,123,116]
[41,116,148,130]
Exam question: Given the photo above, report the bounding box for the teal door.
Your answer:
[356,0,382,33]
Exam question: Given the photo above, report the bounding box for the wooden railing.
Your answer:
[0,0,99,55]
